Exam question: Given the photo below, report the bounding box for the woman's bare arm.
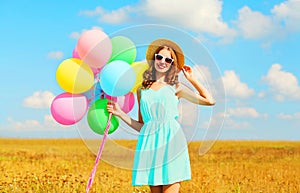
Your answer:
[176,65,215,105]
[107,87,144,132]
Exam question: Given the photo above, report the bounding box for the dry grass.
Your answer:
[0,139,299,192]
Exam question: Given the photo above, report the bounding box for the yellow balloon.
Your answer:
[130,61,149,93]
[56,58,94,94]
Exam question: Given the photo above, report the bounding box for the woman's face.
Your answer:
[154,49,173,74]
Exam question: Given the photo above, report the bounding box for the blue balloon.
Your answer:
[82,81,103,105]
[100,60,136,96]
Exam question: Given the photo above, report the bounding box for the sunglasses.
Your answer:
[155,54,174,64]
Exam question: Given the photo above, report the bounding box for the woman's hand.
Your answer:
[107,101,143,132]
[106,101,122,117]
[182,65,193,82]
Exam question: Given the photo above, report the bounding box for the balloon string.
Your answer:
[86,112,112,193]
[96,76,100,82]
[91,86,95,101]
[87,85,95,105]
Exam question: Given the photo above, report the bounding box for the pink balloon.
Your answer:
[105,92,135,113]
[91,67,101,75]
[72,45,80,59]
[51,93,88,125]
[77,29,112,68]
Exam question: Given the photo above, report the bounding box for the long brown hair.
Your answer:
[142,46,179,89]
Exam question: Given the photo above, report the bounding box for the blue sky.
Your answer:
[0,0,299,140]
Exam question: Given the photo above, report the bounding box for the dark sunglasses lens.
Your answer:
[155,54,163,60]
[165,58,173,64]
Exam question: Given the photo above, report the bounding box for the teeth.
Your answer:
[159,64,165,69]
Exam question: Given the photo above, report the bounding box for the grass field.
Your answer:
[0,139,299,193]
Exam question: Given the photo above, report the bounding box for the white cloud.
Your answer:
[142,0,236,38]
[69,32,81,40]
[272,0,300,32]
[236,0,300,41]
[69,26,103,40]
[5,115,70,131]
[223,118,250,129]
[227,107,268,119]
[277,112,300,120]
[79,6,105,17]
[258,91,265,98]
[47,51,64,60]
[7,117,41,131]
[0,115,80,138]
[236,6,277,39]
[205,112,250,130]
[79,0,300,43]
[80,6,131,24]
[222,70,255,99]
[44,114,59,126]
[204,106,267,130]
[262,64,300,101]
[23,91,55,109]
[205,105,267,131]
[79,0,236,41]
[277,113,293,120]
[100,6,132,24]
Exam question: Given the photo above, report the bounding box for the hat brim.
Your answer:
[146,39,184,70]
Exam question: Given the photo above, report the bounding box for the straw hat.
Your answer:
[146,38,185,70]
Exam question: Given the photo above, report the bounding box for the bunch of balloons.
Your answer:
[51,29,148,135]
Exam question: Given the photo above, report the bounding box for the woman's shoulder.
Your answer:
[137,86,144,94]
[137,85,148,95]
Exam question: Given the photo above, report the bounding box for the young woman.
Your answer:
[107,39,215,193]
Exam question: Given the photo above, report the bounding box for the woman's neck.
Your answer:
[155,72,166,83]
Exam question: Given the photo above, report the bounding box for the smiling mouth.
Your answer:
[157,63,167,69]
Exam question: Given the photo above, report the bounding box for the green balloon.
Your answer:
[108,36,136,64]
[87,99,119,135]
